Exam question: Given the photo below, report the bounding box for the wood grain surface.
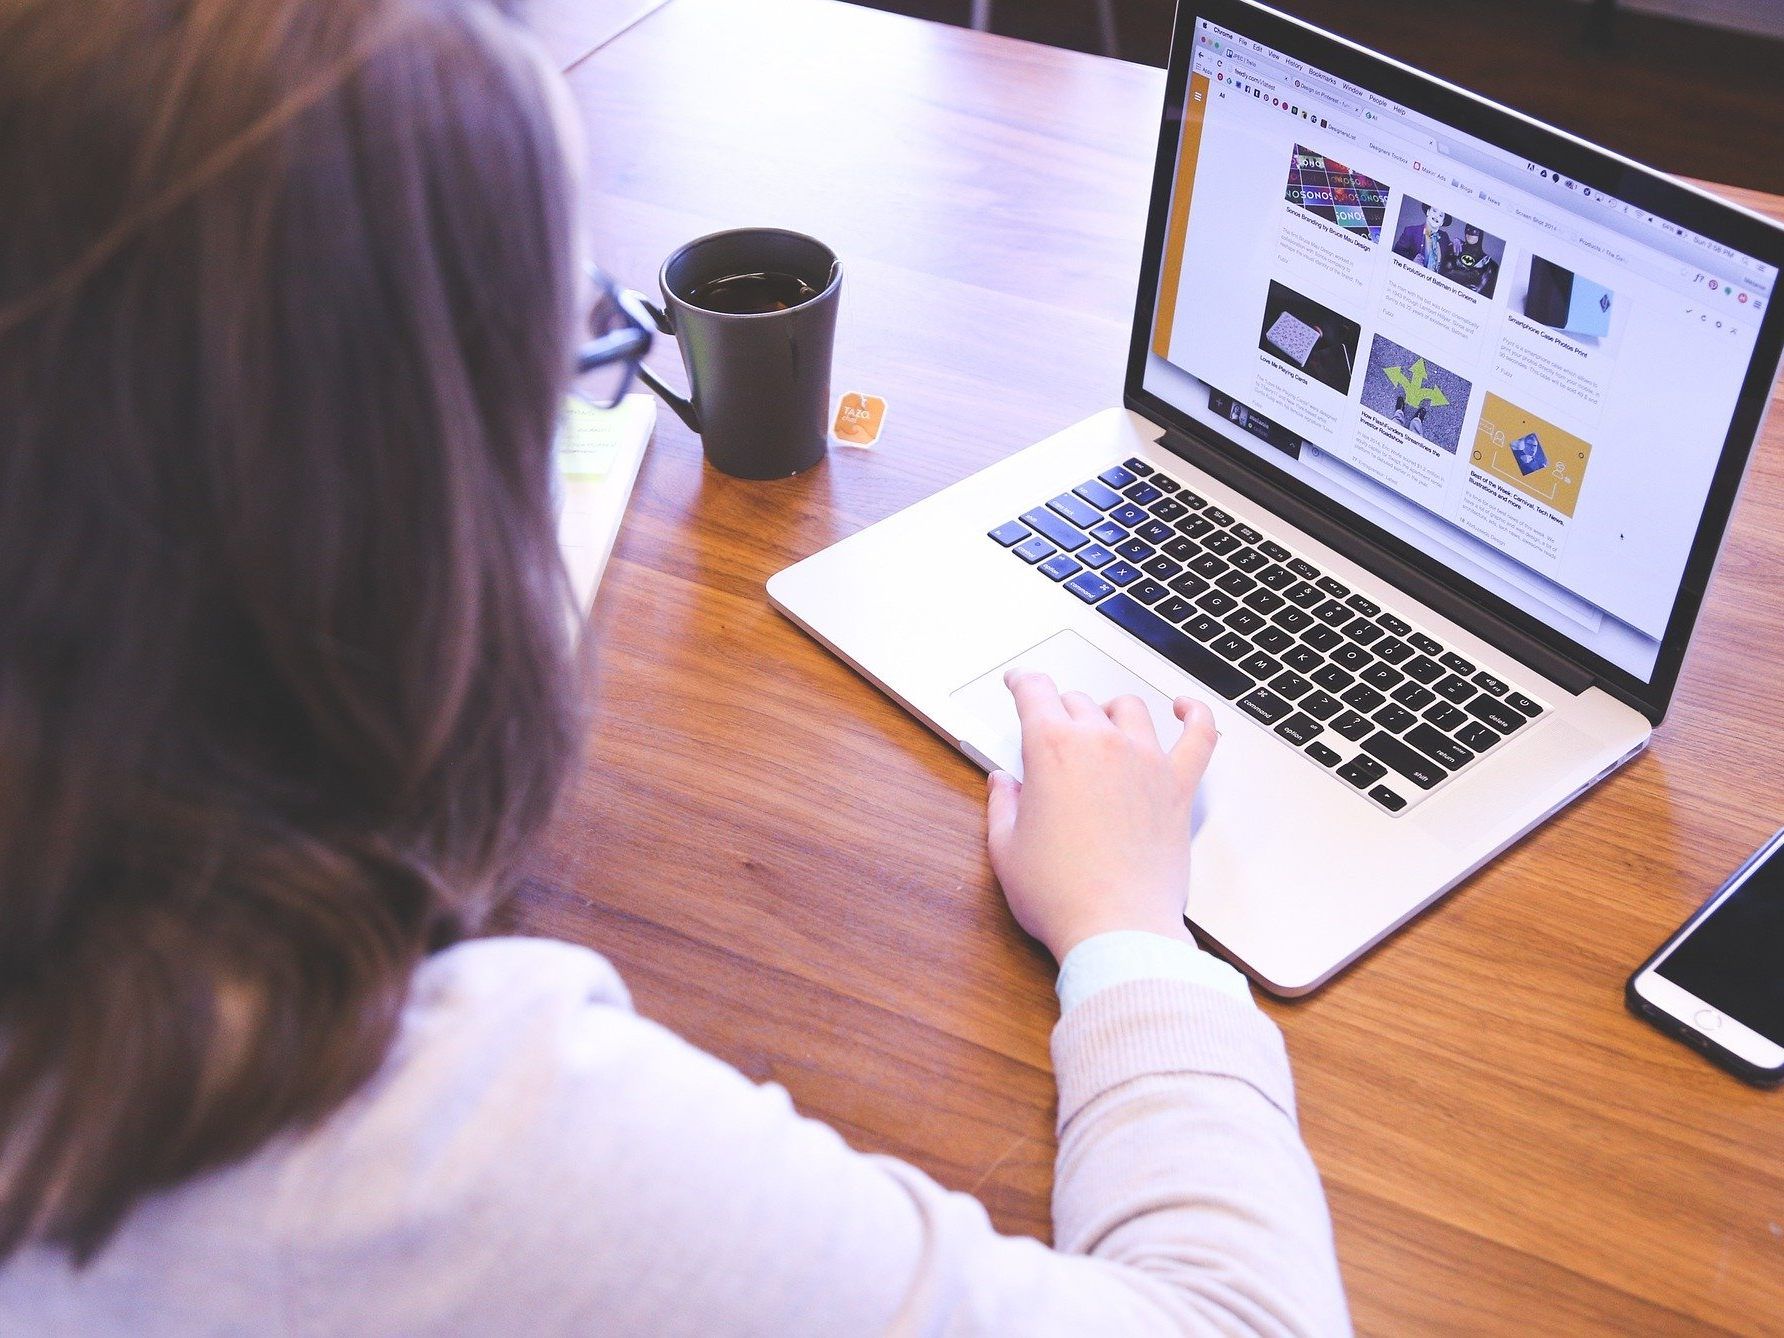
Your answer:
[498,1,1784,1330]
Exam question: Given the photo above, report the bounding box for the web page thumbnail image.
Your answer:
[1390,196,1506,299]
[1284,145,1390,243]
[1259,280,1361,394]
[1518,255,1615,341]
[1471,392,1593,517]
[1359,334,1473,452]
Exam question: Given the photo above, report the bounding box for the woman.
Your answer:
[0,0,1348,1331]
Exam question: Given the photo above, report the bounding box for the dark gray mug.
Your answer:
[636,228,841,480]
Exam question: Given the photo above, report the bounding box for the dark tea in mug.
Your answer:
[684,270,821,315]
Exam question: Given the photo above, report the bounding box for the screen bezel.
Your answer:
[1124,0,1784,723]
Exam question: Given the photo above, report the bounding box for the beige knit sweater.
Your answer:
[0,936,1349,1334]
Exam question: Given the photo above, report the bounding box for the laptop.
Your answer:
[769,0,1784,994]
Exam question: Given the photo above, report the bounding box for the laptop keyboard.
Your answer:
[990,456,1546,815]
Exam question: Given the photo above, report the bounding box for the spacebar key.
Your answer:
[1097,594,1256,699]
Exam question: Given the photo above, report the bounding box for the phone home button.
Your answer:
[1695,1008,1723,1032]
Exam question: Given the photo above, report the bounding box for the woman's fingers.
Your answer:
[1103,694,1159,748]
[1168,696,1218,789]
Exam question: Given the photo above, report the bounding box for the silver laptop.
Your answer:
[770,0,1784,994]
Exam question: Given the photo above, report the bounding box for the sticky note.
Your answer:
[832,392,887,448]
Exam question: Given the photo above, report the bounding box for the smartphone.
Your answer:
[1626,827,1784,1087]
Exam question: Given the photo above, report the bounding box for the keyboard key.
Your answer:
[1331,643,1375,672]
[1115,538,1154,563]
[1244,587,1285,615]
[1405,723,1473,770]
[1374,637,1412,665]
[1283,644,1322,673]
[1238,688,1293,725]
[1203,506,1234,526]
[1331,710,1373,742]
[1101,561,1141,587]
[1048,493,1101,528]
[1168,572,1210,599]
[1361,663,1403,691]
[1142,555,1183,581]
[1360,731,1446,789]
[1423,701,1467,731]
[1075,544,1115,569]
[1256,626,1295,654]
[989,520,1029,546]
[1314,600,1352,627]
[1217,569,1257,596]
[1240,651,1282,681]
[1110,503,1149,527]
[1338,755,1389,789]
[1376,612,1412,636]
[1391,681,1435,710]
[1403,654,1444,684]
[1151,475,1180,493]
[1341,682,1386,714]
[1288,557,1320,580]
[1184,614,1223,641]
[1465,695,1527,733]
[1177,490,1208,510]
[1270,670,1312,700]
[1343,618,1385,645]
[1124,482,1163,505]
[1275,712,1323,745]
[1175,513,1215,539]
[1129,579,1169,605]
[1304,625,1342,652]
[1300,690,1342,721]
[1257,564,1295,590]
[1312,664,1353,692]
[1038,554,1081,581]
[1368,785,1407,812]
[1137,520,1175,544]
[1196,589,1238,616]
[1229,547,1268,573]
[1226,608,1266,636]
[1506,691,1543,718]
[1316,576,1350,599]
[1374,703,1416,733]
[1210,631,1250,661]
[1457,722,1500,752]
[1161,536,1200,560]
[1259,540,1291,562]
[1188,552,1228,579]
[1013,536,1054,563]
[1074,478,1124,509]
[1021,508,1088,552]
[1409,632,1443,656]
[1284,581,1324,609]
[1203,531,1241,555]
[1122,457,1154,476]
[1434,674,1476,705]
[1154,596,1197,623]
[1271,606,1314,634]
[1471,671,1509,697]
[1098,465,1137,488]
[1064,572,1114,603]
[1149,497,1189,522]
[1090,520,1128,545]
[1096,594,1255,700]
[1227,522,1260,544]
[1306,740,1341,767]
[1439,651,1476,676]
[1344,593,1381,617]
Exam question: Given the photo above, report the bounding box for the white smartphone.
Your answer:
[1627,827,1784,1087]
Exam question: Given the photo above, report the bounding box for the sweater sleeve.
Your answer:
[279,939,1349,1337]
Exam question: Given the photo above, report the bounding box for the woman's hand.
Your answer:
[985,669,1217,963]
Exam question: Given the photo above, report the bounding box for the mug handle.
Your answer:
[633,295,701,434]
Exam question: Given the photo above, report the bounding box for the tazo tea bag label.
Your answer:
[832,392,887,448]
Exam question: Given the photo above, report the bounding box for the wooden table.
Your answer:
[501,1,1784,1330]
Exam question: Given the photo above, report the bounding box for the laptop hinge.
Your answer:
[1155,422,1597,696]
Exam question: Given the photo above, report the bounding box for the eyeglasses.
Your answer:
[575,266,656,409]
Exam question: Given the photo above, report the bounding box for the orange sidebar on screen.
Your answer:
[1151,71,1210,359]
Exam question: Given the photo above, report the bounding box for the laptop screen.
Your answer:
[1137,7,1781,691]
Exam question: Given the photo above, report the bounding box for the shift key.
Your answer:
[1360,730,1447,789]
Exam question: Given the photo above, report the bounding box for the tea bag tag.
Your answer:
[832,391,887,449]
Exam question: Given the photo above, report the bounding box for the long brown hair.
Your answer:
[0,0,582,1260]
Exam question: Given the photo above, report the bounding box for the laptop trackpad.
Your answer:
[949,629,1187,781]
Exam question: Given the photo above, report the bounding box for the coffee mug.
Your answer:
[635,227,841,480]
